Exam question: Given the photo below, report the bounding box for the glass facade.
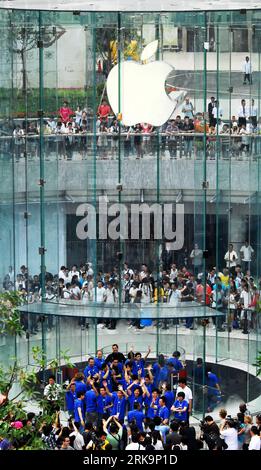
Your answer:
[0,7,261,417]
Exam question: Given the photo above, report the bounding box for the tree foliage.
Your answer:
[0,292,74,449]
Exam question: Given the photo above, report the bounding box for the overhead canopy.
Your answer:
[19,300,223,319]
[0,0,260,11]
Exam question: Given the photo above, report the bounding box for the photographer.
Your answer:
[220,416,239,450]
[200,415,222,450]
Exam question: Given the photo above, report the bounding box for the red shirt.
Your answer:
[59,106,74,123]
[196,283,212,305]
[98,104,111,121]
[141,123,152,133]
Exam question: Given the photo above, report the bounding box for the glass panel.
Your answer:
[0,6,260,419]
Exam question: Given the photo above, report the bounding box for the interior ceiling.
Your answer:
[0,0,260,12]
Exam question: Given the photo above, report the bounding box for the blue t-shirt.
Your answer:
[158,405,170,422]
[152,364,168,386]
[128,394,143,411]
[152,363,161,387]
[158,366,169,383]
[74,381,87,395]
[207,372,219,395]
[112,393,127,421]
[65,390,76,412]
[97,394,113,414]
[135,359,145,377]
[164,391,175,410]
[94,357,105,370]
[167,357,183,372]
[99,370,113,392]
[147,397,159,419]
[128,410,145,431]
[173,399,188,421]
[85,390,97,412]
[117,378,128,390]
[84,365,99,380]
[74,398,84,423]
[143,383,153,407]
[128,381,142,393]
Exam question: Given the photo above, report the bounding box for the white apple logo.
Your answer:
[106,40,177,127]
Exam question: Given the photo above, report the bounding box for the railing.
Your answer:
[0,132,261,161]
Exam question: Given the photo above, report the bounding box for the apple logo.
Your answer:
[106,40,178,127]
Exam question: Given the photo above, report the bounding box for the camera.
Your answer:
[225,416,240,430]
[199,419,208,431]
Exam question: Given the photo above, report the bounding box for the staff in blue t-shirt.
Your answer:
[110,386,129,423]
[158,396,170,424]
[74,391,85,430]
[83,357,99,381]
[128,402,145,431]
[146,388,160,419]
[94,350,105,370]
[206,367,221,412]
[85,382,98,425]
[166,351,183,373]
[171,392,189,422]
[127,386,144,411]
[99,363,113,392]
[162,383,175,410]
[92,381,113,422]
[134,346,151,378]
[65,381,76,417]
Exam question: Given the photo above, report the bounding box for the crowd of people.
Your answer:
[1,343,260,451]
[2,240,260,335]
[2,92,260,161]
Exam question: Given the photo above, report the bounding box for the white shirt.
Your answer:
[15,279,26,290]
[105,288,118,303]
[87,267,94,276]
[248,435,261,450]
[190,248,203,266]
[182,102,194,119]
[58,270,67,281]
[129,285,139,303]
[243,61,252,74]
[123,268,134,278]
[71,286,81,298]
[125,443,145,450]
[95,286,106,303]
[224,250,238,267]
[212,106,223,119]
[63,288,71,299]
[169,289,181,306]
[170,268,178,281]
[70,431,85,450]
[248,105,257,117]
[240,245,254,262]
[220,427,238,450]
[153,440,164,450]
[141,284,152,304]
[140,270,148,280]
[75,110,82,125]
[240,289,251,309]
[238,105,247,118]
[176,385,193,402]
[69,270,80,280]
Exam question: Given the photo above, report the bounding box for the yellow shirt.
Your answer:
[219,273,229,287]
[153,287,164,303]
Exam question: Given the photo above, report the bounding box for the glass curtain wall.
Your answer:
[0,8,261,416]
